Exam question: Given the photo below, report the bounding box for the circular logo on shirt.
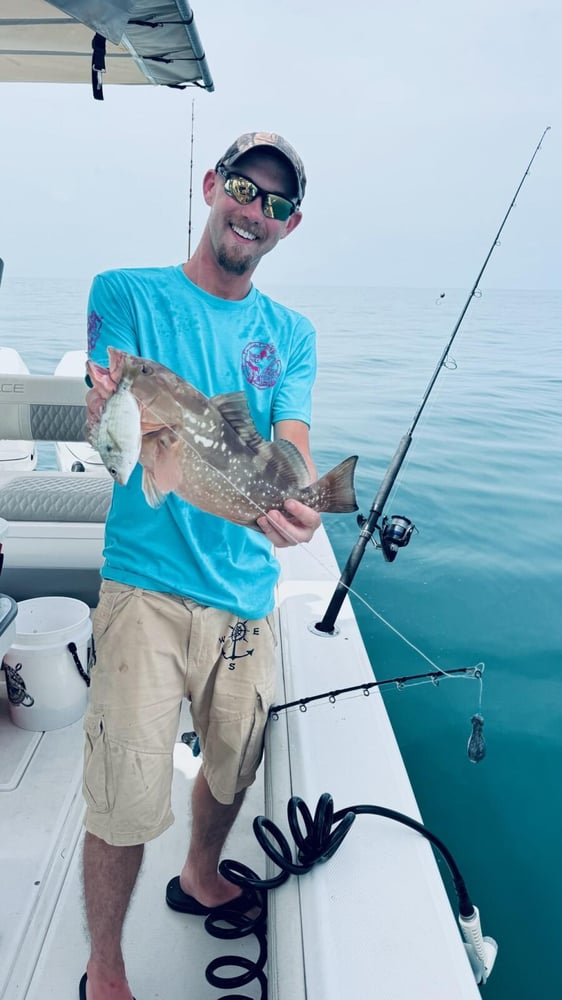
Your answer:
[242,342,281,389]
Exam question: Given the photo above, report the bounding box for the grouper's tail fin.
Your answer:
[308,455,359,513]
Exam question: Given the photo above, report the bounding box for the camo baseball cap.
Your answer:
[216,132,306,206]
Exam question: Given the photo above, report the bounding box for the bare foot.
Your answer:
[85,963,134,1000]
[178,869,242,909]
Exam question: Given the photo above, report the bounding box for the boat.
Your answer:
[0,4,497,998]
[0,0,213,96]
[0,345,105,475]
[53,351,108,474]
[0,348,37,472]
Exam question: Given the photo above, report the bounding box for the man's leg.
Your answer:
[82,587,189,997]
[177,606,276,908]
[83,832,143,999]
[178,769,246,907]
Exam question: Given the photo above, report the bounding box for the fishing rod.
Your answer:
[187,97,195,260]
[315,125,551,635]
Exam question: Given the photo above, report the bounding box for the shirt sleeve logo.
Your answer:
[87,310,103,353]
[242,342,281,389]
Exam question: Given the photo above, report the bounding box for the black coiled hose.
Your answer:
[203,861,268,999]
[203,793,476,997]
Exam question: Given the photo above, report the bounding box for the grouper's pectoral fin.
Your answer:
[139,428,185,509]
[141,468,167,509]
[140,417,169,436]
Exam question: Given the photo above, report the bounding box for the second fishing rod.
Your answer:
[315,125,551,635]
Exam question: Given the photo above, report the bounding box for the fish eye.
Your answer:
[140,363,153,375]
[109,467,118,478]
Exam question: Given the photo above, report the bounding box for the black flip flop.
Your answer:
[165,876,257,915]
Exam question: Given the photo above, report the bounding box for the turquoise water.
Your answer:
[1,277,561,998]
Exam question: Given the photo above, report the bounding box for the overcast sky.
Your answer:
[1,0,560,289]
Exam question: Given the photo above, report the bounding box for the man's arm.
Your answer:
[274,419,317,481]
[256,419,321,548]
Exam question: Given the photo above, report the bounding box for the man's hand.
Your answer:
[257,499,321,548]
[86,387,109,431]
[85,360,118,432]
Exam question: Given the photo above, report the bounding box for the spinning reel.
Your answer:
[379,514,416,562]
[358,513,416,563]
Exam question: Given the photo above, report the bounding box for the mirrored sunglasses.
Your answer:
[217,164,297,222]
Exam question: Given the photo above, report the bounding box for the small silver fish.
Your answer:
[87,348,358,530]
[467,713,486,763]
[89,375,142,485]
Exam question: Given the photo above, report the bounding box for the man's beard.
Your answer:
[217,242,257,276]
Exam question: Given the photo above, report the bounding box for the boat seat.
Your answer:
[0,474,111,523]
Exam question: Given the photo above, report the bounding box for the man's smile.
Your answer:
[230,223,258,241]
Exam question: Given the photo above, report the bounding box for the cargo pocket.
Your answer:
[83,714,114,813]
[238,682,275,787]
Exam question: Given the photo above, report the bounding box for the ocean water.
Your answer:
[1,276,561,998]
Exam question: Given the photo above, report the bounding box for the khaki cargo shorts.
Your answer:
[83,581,276,846]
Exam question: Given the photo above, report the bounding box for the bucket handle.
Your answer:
[67,641,91,687]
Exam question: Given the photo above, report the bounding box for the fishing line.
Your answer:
[114,127,552,720]
[381,304,468,514]
[139,398,486,761]
[316,125,551,636]
[384,378,453,514]
[138,397,477,691]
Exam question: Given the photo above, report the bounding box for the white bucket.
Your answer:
[3,596,92,731]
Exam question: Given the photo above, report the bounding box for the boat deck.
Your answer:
[0,526,482,999]
[0,693,266,999]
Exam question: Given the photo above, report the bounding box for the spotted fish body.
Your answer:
[87,348,358,531]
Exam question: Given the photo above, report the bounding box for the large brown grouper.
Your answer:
[87,347,358,531]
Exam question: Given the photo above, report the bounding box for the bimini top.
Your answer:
[0,0,214,96]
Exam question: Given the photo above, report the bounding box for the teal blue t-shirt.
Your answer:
[87,265,317,618]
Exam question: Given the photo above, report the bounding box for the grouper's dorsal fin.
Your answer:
[211,392,264,453]
[211,391,311,489]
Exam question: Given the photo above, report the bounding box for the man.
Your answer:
[81,132,320,1000]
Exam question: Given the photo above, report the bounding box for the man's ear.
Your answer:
[280,210,303,240]
[203,169,219,207]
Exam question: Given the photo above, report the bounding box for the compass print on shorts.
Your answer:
[219,620,260,669]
